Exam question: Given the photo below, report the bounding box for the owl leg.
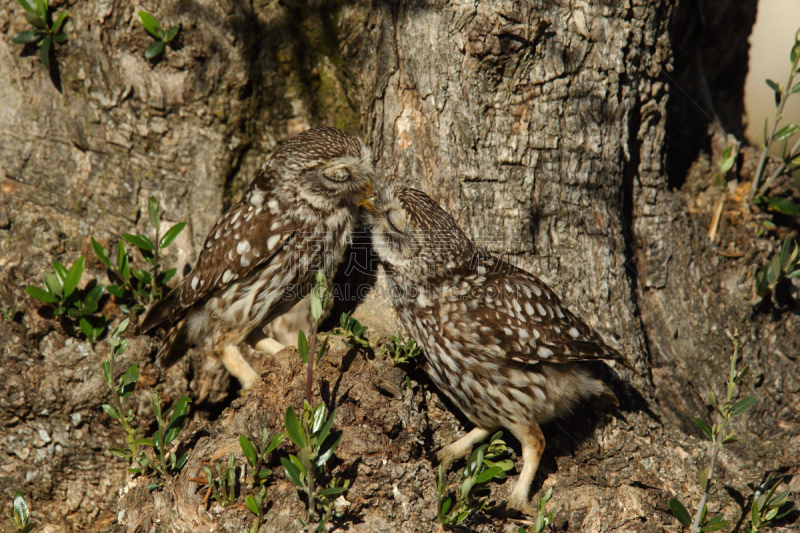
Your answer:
[436,427,492,470]
[507,422,545,513]
[245,329,286,356]
[220,344,260,390]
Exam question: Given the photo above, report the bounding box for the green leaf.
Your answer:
[697,467,709,491]
[316,431,342,467]
[33,0,45,18]
[109,448,130,459]
[669,498,692,527]
[116,241,127,273]
[692,417,714,440]
[120,365,139,398]
[106,285,126,298]
[51,9,69,34]
[165,26,179,43]
[138,11,164,38]
[239,434,257,467]
[731,395,759,416]
[297,330,308,364]
[14,490,29,526]
[85,284,106,304]
[145,40,165,59]
[165,396,192,444]
[150,390,162,421]
[316,407,336,450]
[773,123,798,142]
[12,29,42,44]
[310,286,323,321]
[160,222,186,249]
[24,11,46,28]
[160,267,178,285]
[280,456,304,488]
[246,495,259,515]
[148,196,160,229]
[132,269,152,284]
[52,31,66,43]
[792,41,800,64]
[265,432,285,455]
[719,145,735,174]
[699,518,730,532]
[766,78,781,93]
[764,197,799,215]
[318,486,348,496]
[79,318,95,340]
[123,234,155,252]
[26,285,58,303]
[132,437,155,447]
[284,407,306,448]
[174,452,190,471]
[63,257,84,297]
[311,402,326,434]
[39,33,51,69]
[791,82,800,94]
[102,404,120,421]
[16,0,36,14]
[475,465,503,484]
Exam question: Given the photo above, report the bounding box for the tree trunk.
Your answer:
[0,0,797,532]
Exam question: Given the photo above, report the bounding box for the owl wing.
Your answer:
[142,169,301,329]
[448,254,629,368]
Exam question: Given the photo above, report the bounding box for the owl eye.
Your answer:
[323,166,351,182]
[386,209,407,234]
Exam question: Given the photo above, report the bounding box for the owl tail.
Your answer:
[141,293,176,332]
[157,318,191,369]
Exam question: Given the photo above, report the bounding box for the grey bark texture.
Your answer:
[0,0,798,532]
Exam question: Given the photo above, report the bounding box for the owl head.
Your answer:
[367,186,475,278]
[264,127,374,209]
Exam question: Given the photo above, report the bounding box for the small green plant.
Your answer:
[330,312,370,349]
[239,423,285,488]
[517,487,555,533]
[11,0,69,69]
[101,318,148,469]
[382,331,421,364]
[282,401,349,532]
[134,391,192,488]
[1,304,18,323]
[25,257,108,343]
[6,490,34,533]
[714,145,736,187]
[745,477,794,532]
[246,485,268,533]
[669,333,758,533]
[435,431,514,527]
[754,236,800,299]
[92,196,185,314]
[137,11,179,59]
[748,26,800,202]
[203,453,238,507]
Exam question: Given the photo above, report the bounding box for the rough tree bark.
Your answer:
[0,0,797,532]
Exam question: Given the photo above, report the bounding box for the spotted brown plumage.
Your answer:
[366,186,629,513]
[142,127,374,389]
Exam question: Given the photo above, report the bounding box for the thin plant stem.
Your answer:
[689,418,727,533]
[749,56,800,202]
[758,136,800,197]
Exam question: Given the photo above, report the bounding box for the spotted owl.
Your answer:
[366,186,629,512]
[142,127,374,389]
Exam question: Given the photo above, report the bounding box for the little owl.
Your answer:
[366,186,629,512]
[143,127,374,389]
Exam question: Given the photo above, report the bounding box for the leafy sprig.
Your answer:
[92,196,185,314]
[282,402,348,533]
[669,334,758,533]
[25,257,108,344]
[746,477,794,532]
[330,312,370,349]
[6,490,34,533]
[382,331,421,364]
[137,11,179,59]
[436,431,514,527]
[754,236,800,298]
[11,0,69,69]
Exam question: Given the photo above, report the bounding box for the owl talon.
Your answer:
[435,427,492,471]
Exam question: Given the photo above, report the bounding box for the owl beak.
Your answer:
[358,181,375,211]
